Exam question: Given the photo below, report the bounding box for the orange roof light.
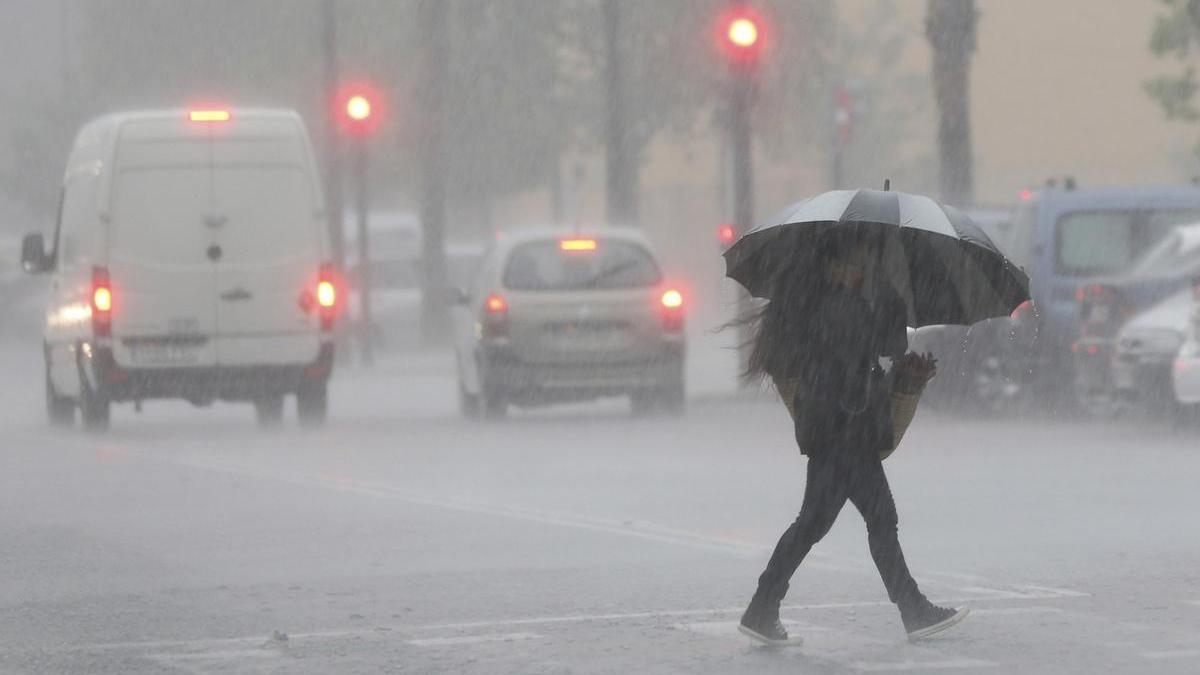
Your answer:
[189,109,231,123]
[560,239,598,252]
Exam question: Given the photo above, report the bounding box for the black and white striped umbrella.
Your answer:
[723,188,1031,327]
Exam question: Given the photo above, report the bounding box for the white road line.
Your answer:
[1141,649,1200,660]
[408,632,543,647]
[110,448,1091,605]
[851,658,997,671]
[968,606,1063,616]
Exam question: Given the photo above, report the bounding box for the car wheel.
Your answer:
[629,391,656,417]
[80,385,110,433]
[45,366,75,428]
[254,395,285,429]
[297,383,328,428]
[458,381,481,419]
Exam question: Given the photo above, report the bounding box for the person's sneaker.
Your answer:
[738,608,800,647]
[902,602,970,641]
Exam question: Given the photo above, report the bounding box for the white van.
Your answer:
[21,108,338,431]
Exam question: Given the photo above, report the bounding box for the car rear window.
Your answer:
[502,239,661,291]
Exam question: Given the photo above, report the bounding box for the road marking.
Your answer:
[851,658,997,671]
[1141,649,1200,660]
[968,606,1063,616]
[408,632,543,647]
[1185,600,1200,608]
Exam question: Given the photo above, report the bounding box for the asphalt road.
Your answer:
[1,340,1199,674]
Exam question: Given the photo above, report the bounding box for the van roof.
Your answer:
[83,108,306,135]
[1035,185,1200,217]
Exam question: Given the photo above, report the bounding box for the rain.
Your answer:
[2,1,1200,672]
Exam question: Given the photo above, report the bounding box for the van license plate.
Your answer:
[129,343,199,365]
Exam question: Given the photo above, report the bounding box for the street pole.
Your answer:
[353,138,374,366]
[730,63,756,378]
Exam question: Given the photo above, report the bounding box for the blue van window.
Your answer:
[1056,212,1133,276]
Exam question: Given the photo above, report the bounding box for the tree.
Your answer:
[1146,0,1200,148]
[926,0,977,206]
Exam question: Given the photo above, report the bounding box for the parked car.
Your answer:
[344,211,484,351]
[959,185,1200,411]
[21,108,337,431]
[1171,284,1200,419]
[1073,222,1200,413]
[452,228,686,418]
[1112,288,1194,416]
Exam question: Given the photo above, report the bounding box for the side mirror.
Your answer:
[21,233,50,274]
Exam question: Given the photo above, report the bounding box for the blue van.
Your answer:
[999,186,1200,406]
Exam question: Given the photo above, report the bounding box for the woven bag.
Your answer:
[774,371,931,460]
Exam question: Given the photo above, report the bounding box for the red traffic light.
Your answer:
[336,83,383,136]
[718,7,765,64]
[718,223,738,246]
[346,95,371,122]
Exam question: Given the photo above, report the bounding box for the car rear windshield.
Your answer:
[502,239,661,291]
[1056,209,1200,276]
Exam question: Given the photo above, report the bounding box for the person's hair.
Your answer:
[741,228,867,382]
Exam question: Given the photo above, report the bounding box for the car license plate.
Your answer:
[129,342,199,365]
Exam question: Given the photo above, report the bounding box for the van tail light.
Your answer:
[318,263,338,331]
[660,288,684,333]
[92,266,112,337]
[482,293,509,338]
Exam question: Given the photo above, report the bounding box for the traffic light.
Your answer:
[336,83,382,137]
[717,223,738,247]
[718,7,765,66]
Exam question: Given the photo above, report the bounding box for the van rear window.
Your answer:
[1056,209,1200,276]
[502,240,661,291]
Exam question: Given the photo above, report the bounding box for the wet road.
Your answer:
[1,340,1199,673]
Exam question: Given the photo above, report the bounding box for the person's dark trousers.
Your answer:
[750,448,925,613]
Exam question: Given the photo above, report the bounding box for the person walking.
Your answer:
[738,231,969,646]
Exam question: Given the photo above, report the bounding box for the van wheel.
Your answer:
[254,396,285,429]
[481,386,507,420]
[296,384,328,428]
[80,387,110,432]
[45,368,75,428]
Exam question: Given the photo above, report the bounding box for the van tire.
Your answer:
[45,365,75,428]
[482,390,507,420]
[80,387,110,432]
[296,384,328,428]
[657,378,686,416]
[254,396,285,428]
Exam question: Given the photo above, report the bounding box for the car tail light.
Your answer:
[1011,299,1033,321]
[92,266,112,336]
[660,288,684,332]
[318,263,338,331]
[482,293,509,337]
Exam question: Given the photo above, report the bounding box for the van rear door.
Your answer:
[212,165,323,366]
[109,167,218,368]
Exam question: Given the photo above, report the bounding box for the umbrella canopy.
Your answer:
[723,188,1031,327]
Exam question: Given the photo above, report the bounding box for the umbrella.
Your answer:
[723,187,1031,327]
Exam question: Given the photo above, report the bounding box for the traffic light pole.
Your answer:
[730,69,756,379]
[352,137,374,367]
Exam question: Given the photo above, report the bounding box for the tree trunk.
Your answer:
[926,0,977,206]
[603,0,638,226]
[417,0,450,343]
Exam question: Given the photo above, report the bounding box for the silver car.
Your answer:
[452,228,686,418]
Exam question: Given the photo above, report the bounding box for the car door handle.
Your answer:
[220,288,253,301]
